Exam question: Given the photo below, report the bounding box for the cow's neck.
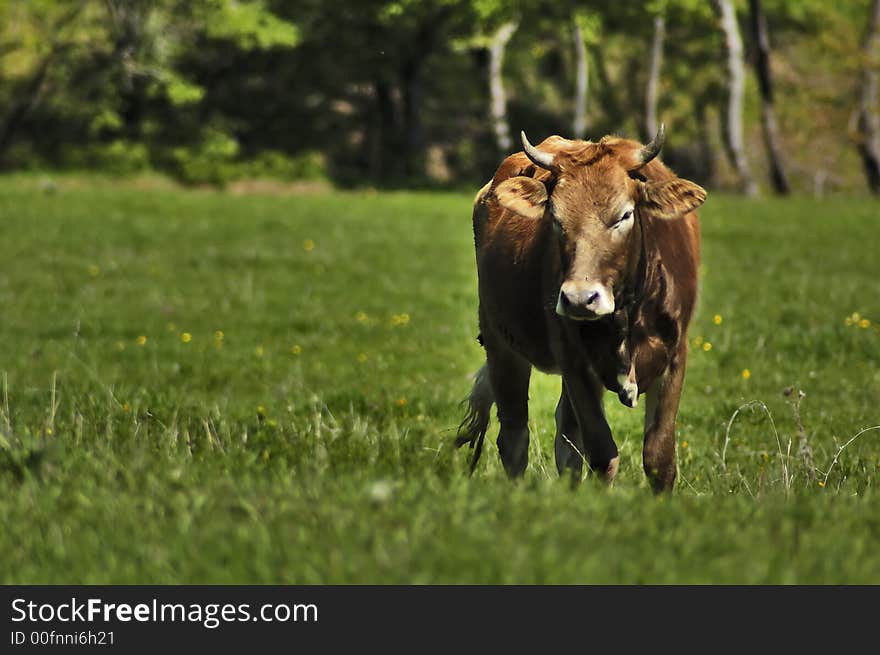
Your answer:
[616,207,649,320]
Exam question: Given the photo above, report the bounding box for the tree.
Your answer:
[715,0,758,196]
[644,13,666,140]
[856,0,880,194]
[0,1,91,163]
[487,20,518,152]
[571,12,590,138]
[748,0,790,194]
[0,0,299,176]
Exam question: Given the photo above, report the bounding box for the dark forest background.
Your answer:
[2,0,879,194]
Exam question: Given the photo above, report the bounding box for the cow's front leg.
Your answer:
[560,368,619,482]
[485,341,532,478]
[643,345,687,493]
[554,382,583,478]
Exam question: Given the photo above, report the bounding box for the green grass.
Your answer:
[1,175,879,584]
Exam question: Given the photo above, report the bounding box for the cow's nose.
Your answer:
[583,289,600,308]
[557,281,614,318]
[560,283,599,308]
[559,283,577,309]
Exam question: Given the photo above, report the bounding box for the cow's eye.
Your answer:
[613,210,633,228]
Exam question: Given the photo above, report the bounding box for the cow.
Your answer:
[455,126,706,492]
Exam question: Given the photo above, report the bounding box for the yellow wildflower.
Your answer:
[396,397,407,407]
[136,335,147,346]
[303,239,315,252]
[681,440,688,449]
[713,314,722,325]
[702,341,712,352]
[291,344,302,355]
[254,345,264,357]
[181,332,192,343]
[742,369,751,380]
[859,319,871,329]
[356,311,368,323]
[357,352,368,363]
[87,264,100,277]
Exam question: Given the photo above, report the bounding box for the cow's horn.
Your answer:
[638,123,665,166]
[521,131,557,171]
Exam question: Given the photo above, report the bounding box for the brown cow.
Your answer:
[456,126,706,492]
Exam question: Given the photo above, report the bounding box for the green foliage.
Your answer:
[62,139,152,174]
[170,125,241,184]
[204,0,300,49]
[0,1,877,189]
[236,149,327,181]
[0,0,302,182]
[164,72,206,106]
[0,180,878,582]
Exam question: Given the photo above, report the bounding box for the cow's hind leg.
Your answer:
[486,342,532,478]
[554,382,585,478]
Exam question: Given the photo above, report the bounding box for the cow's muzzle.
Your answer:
[556,281,615,320]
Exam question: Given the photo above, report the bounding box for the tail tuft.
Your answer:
[455,364,494,474]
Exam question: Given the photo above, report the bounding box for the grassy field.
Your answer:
[1,175,879,584]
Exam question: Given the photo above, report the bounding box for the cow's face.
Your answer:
[494,128,706,321]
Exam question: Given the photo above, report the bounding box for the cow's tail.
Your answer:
[454,363,494,474]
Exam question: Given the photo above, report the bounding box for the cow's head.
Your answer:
[494,126,706,321]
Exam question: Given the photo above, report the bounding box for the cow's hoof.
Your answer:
[602,456,620,482]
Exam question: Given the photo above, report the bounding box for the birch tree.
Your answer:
[645,14,665,140]
[856,0,880,194]
[748,0,790,194]
[487,20,518,152]
[715,0,758,196]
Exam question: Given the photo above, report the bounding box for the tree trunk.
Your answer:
[644,15,665,140]
[856,0,880,194]
[371,77,401,179]
[591,45,623,132]
[0,3,84,164]
[696,102,716,187]
[397,7,453,180]
[572,17,589,139]
[401,58,425,178]
[748,0,790,194]
[715,0,758,196]
[488,21,518,153]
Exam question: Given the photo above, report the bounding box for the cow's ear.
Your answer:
[494,176,549,220]
[639,178,706,220]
